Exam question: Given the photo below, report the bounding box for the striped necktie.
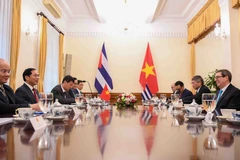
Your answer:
[0,85,9,102]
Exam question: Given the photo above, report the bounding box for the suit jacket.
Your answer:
[68,89,75,98]
[15,83,39,104]
[182,85,211,104]
[0,84,29,115]
[180,89,192,100]
[51,85,75,104]
[216,84,240,114]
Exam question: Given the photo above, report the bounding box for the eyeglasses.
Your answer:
[32,74,40,78]
[215,76,224,79]
[0,69,11,74]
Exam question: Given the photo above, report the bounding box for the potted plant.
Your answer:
[204,69,219,93]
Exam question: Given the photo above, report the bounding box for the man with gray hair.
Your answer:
[214,69,240,115]
[183,75,211,104]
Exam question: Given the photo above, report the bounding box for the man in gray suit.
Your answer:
[15,68,40,104]
[51,75,75,104]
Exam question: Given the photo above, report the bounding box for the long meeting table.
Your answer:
[0,105,240,160]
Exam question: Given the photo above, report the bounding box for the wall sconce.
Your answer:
[214,23,226,39]
[25,20,38,36]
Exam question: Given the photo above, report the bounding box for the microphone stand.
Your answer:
[86,81,93,95]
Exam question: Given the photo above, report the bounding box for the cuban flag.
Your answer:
[141,84,152,100]
[94,43,113,94]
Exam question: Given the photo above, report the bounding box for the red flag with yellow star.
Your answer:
[139,43,159,94]
[100,84,111,101]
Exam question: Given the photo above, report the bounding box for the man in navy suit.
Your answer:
[51,75,75,104]
[0,59,40,114]
[76,80,84,95]
[175,81,193,104]
[183,75,211,104]
[15,68,40,104]
[215,69,240,115]
[69,77,78,98]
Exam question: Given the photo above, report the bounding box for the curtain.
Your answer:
[188,0,220,44]
[37,17,48,92]
[0,0,12,62]
[190,43,196,78]
[9,0,21,90]
[232,0,240,8]
[43,23,59,92]
[59,34,64,84]
[190,43,196,93]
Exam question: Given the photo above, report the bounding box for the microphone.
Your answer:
[79,80,92,94]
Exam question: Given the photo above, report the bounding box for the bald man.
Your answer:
[171,83,177,94]
[0,58,40,114]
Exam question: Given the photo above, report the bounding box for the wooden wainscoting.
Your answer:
[83,92,172,105]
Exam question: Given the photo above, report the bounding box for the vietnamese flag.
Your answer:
[100,84,111,101]
[139,43,159,94]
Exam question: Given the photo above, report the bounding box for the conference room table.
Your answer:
[0,105,240,160]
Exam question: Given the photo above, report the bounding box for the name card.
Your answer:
[30,116,46,130]
[23,116,46,131]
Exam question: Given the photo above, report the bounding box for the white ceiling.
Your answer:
[53,0,208,36]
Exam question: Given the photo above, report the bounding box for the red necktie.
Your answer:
[32,88,38,102]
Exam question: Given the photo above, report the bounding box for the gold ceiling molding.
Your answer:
[232,0,240,8]
[187,0,220,44]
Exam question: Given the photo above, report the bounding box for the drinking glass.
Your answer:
[170,94,180,127]
[39,93,53,116]
[160,94,167,104]
[74,94,81,105]
[202,93,217,124]
[171,94,179,108]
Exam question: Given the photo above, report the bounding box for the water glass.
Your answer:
[171,94,179,107]
[39,93,53,114]
[160,94,167,104]
[202,93,217,124]
[74,94,81,105]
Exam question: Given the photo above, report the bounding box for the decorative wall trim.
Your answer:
[66,32,188,37]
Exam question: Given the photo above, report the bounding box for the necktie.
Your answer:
[63,92,67,99]
[32,88,38,102]
[215,90,223,116]
[0,85,9,102]
[216,90,223,103]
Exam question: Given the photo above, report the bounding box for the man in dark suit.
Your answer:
[68,77,78,98]
[183,75,211,104]
[215,69,240,115]
[175,81,193,104]
[0,59,40,114]
[15,68,40,104]
[75,80,85,96]
[51,75,75,104]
